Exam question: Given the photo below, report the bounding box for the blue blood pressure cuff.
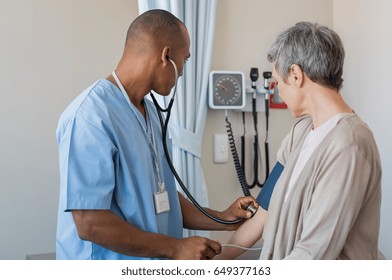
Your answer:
[256,161,284,210]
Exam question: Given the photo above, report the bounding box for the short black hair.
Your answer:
[126,9,184,50]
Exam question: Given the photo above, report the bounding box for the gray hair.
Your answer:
[267,22,345,90]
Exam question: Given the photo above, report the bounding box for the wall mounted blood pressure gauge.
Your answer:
[209,71,245,109]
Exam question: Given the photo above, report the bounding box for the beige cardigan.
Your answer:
[259,115,381,260]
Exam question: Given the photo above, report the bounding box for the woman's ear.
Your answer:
[289,64,304,87]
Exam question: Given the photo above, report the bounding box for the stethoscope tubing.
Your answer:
[150,93,245,225]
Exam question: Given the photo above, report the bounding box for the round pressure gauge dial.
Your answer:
[209,71,245,109]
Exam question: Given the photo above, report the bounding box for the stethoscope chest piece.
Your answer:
[245,203,258,217]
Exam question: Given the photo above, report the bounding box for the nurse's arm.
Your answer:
[72,209,221,259]
[178,192,258,231]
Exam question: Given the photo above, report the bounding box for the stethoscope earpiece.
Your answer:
[167,57,178,82]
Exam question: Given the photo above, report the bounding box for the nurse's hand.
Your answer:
[178,192,257,232]
[171,236,221,260]
[220,196,258,230]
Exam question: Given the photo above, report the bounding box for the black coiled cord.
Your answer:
[225,115,251,197]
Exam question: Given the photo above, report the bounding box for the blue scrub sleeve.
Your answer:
[62,117,117,211]
[256,161,284,210]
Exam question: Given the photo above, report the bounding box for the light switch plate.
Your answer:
[213,134,228,163]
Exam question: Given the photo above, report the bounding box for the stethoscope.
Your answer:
[149,56,257,225]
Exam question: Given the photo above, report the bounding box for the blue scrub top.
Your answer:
[56,79,183,260]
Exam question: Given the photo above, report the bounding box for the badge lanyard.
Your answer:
[112,70,170,214]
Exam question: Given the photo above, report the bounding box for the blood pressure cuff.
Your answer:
[256,161,284,210]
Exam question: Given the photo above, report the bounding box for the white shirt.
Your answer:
[285,113,352,201]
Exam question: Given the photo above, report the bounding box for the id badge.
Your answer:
[154,190,170,214]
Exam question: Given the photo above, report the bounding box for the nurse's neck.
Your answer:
[107,71,147,118]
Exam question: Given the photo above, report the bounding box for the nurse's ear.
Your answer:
[161,46,171,65]
[289,64,304,88]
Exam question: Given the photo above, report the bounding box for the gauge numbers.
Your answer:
[209,71,245,109]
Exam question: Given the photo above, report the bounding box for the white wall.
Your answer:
[333,0,392,259]
[204,0,333,244]
[0,0,139,259]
